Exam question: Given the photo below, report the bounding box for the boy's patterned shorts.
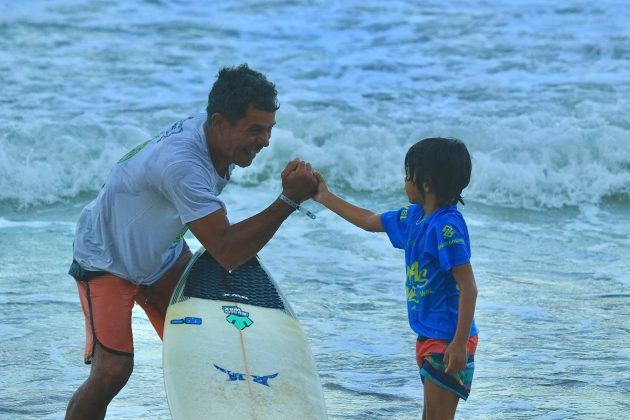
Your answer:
[416,334,478,400]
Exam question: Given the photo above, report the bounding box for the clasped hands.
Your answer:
[280,158,321,204]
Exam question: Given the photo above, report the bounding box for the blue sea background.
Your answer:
[1,1,629,419]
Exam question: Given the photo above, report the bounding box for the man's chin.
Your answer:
[235,158,255,168]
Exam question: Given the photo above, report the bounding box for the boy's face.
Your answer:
[405,178,422,204]
[405,178,431,205]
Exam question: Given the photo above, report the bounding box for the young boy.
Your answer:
[314,137,478,420]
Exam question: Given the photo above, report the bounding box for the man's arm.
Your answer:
[188,159,317,271]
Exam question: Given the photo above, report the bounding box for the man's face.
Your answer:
[220,105,276,168]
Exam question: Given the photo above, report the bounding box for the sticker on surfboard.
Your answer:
[170,317,202,325]
[214,364,278,387]
[222,306,254,330]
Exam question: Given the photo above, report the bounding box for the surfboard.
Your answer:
[163,247,328,420]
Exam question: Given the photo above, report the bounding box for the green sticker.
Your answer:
[222,306,253,330]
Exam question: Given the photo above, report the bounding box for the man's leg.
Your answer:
[65,343,133,420]
[137,245,192,338]
[67,277,137,419]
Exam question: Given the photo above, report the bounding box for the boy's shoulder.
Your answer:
[401,204,424,220]
[426,206,470,254]
[428,205,467,231]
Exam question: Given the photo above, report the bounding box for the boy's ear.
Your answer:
[422,180,432,193]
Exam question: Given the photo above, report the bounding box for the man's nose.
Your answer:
[258,131,270,147]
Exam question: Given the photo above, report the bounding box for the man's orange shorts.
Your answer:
[73,247,192,364]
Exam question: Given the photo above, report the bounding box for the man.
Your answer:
[65,64,318,419]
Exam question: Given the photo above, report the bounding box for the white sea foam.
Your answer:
[0,116,148,208]
[0,217,74,229]
[2,99,627,209]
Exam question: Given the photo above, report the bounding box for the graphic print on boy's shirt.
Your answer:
[381,205,478,339]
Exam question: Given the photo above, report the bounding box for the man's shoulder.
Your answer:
[155,115,208,163]
[155,113,205,143]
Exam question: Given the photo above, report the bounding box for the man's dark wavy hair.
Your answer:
[206,64,279,125]
[405,137,472,206]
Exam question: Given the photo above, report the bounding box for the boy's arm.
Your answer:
[444,263,478,374]
[313,173,384,232]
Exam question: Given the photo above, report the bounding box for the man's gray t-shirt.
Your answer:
[73,113,233,285]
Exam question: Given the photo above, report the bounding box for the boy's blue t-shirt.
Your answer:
[381,204,478,340]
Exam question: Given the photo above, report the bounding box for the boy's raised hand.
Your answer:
[312,171,384,232]
[313,172,329,203]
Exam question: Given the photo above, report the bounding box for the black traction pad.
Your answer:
[182,251,287,311]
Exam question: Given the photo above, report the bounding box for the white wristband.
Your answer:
[279,194,316,219]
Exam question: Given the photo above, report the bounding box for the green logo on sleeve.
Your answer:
[117,140,150,163]
[438,225,464,250]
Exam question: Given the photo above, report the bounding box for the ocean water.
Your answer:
[1,0,629,419]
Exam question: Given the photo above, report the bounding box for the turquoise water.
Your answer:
[1,1,629,419]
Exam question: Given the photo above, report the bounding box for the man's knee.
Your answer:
[90,344,134,394]
[99,357,133,391]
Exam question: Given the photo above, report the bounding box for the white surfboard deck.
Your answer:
[163,248,328,420]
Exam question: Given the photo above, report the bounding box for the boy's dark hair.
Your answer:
[404,137,472,206]
[206,64,279,125]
